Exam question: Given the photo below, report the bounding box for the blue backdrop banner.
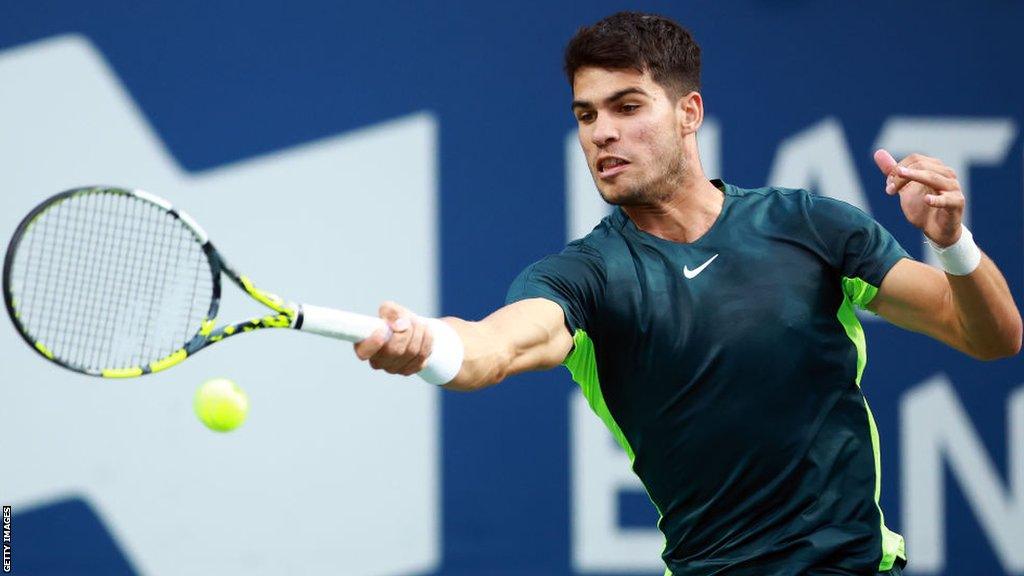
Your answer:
[0,2,1021,575]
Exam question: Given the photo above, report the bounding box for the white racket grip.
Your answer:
[298,304,464,386]
[299,304,388,342]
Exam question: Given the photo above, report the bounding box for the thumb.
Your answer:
[378,301,413,332]
[873,149,898,175]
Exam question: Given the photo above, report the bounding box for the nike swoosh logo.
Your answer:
[683,253,719,279]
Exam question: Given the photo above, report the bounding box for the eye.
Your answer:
[621,103,640,114]
[576,111,595,123]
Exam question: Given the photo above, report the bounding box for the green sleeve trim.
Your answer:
[836,280,870,386]
[563,330,635,461]
[842,276,879,309]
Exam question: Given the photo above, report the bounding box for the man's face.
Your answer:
[572,67,687,206]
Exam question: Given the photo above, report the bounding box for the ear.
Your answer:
[675,91,704,136]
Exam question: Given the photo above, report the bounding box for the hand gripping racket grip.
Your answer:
[297,303,464,386]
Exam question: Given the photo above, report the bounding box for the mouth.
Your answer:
[597,156,630,179]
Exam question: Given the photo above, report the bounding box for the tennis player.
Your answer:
[355,12,1021,575]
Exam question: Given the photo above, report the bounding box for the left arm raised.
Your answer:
[868,256,1021,360]
[868,149,1022,360]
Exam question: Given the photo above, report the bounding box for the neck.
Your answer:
[622,170,724,244]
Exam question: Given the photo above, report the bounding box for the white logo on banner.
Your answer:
[902,375,1024,574]
[0,35,439,576]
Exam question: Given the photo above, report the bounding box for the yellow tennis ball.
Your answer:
[194,378,248,432]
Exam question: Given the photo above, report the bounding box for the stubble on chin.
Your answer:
[599,184,669,207]
[596,161,686,207]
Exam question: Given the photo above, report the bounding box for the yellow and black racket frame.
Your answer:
[3,186,301,378]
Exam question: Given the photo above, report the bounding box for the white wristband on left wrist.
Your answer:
[928,225,982,276]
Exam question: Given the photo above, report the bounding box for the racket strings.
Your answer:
[8,190,213,372]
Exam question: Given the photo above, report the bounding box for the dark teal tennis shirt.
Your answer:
[506,181,909,576]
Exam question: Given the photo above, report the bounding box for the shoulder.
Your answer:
[727,183,814,209]
[513,238,606,288]
[727,182,872,225]
[565,210,634,263]
[505,236,608,321]
[725,183,810,220]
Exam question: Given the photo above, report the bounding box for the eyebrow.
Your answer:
[571,87,650,111]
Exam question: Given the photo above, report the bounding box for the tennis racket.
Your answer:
[3,186,462,384]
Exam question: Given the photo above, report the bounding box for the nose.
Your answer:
[590,114,619,148]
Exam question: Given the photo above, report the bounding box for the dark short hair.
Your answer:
[563,12,701,98]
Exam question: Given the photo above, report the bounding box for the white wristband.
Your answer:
[928,225,982,276]
[417,318,465,386]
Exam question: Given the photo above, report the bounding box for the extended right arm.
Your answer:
[353,298,574,391]
[442,298,574,391]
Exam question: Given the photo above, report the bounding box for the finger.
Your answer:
[888,155,959,195]
[872,148,897,193]
[373,326,415,372]
[354,327,391,361]
[897,166,959,192]
[395,319,429,375]
[378,300,411,324]
[878,152,937,194]
[391,315,412,333]
[392,321,425,374]
[902,152,940,165]
[397,320,435,376]
[924,191,965,210]
[903,158,957,181]
[873,149,898,176]
[887,160,954,196]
